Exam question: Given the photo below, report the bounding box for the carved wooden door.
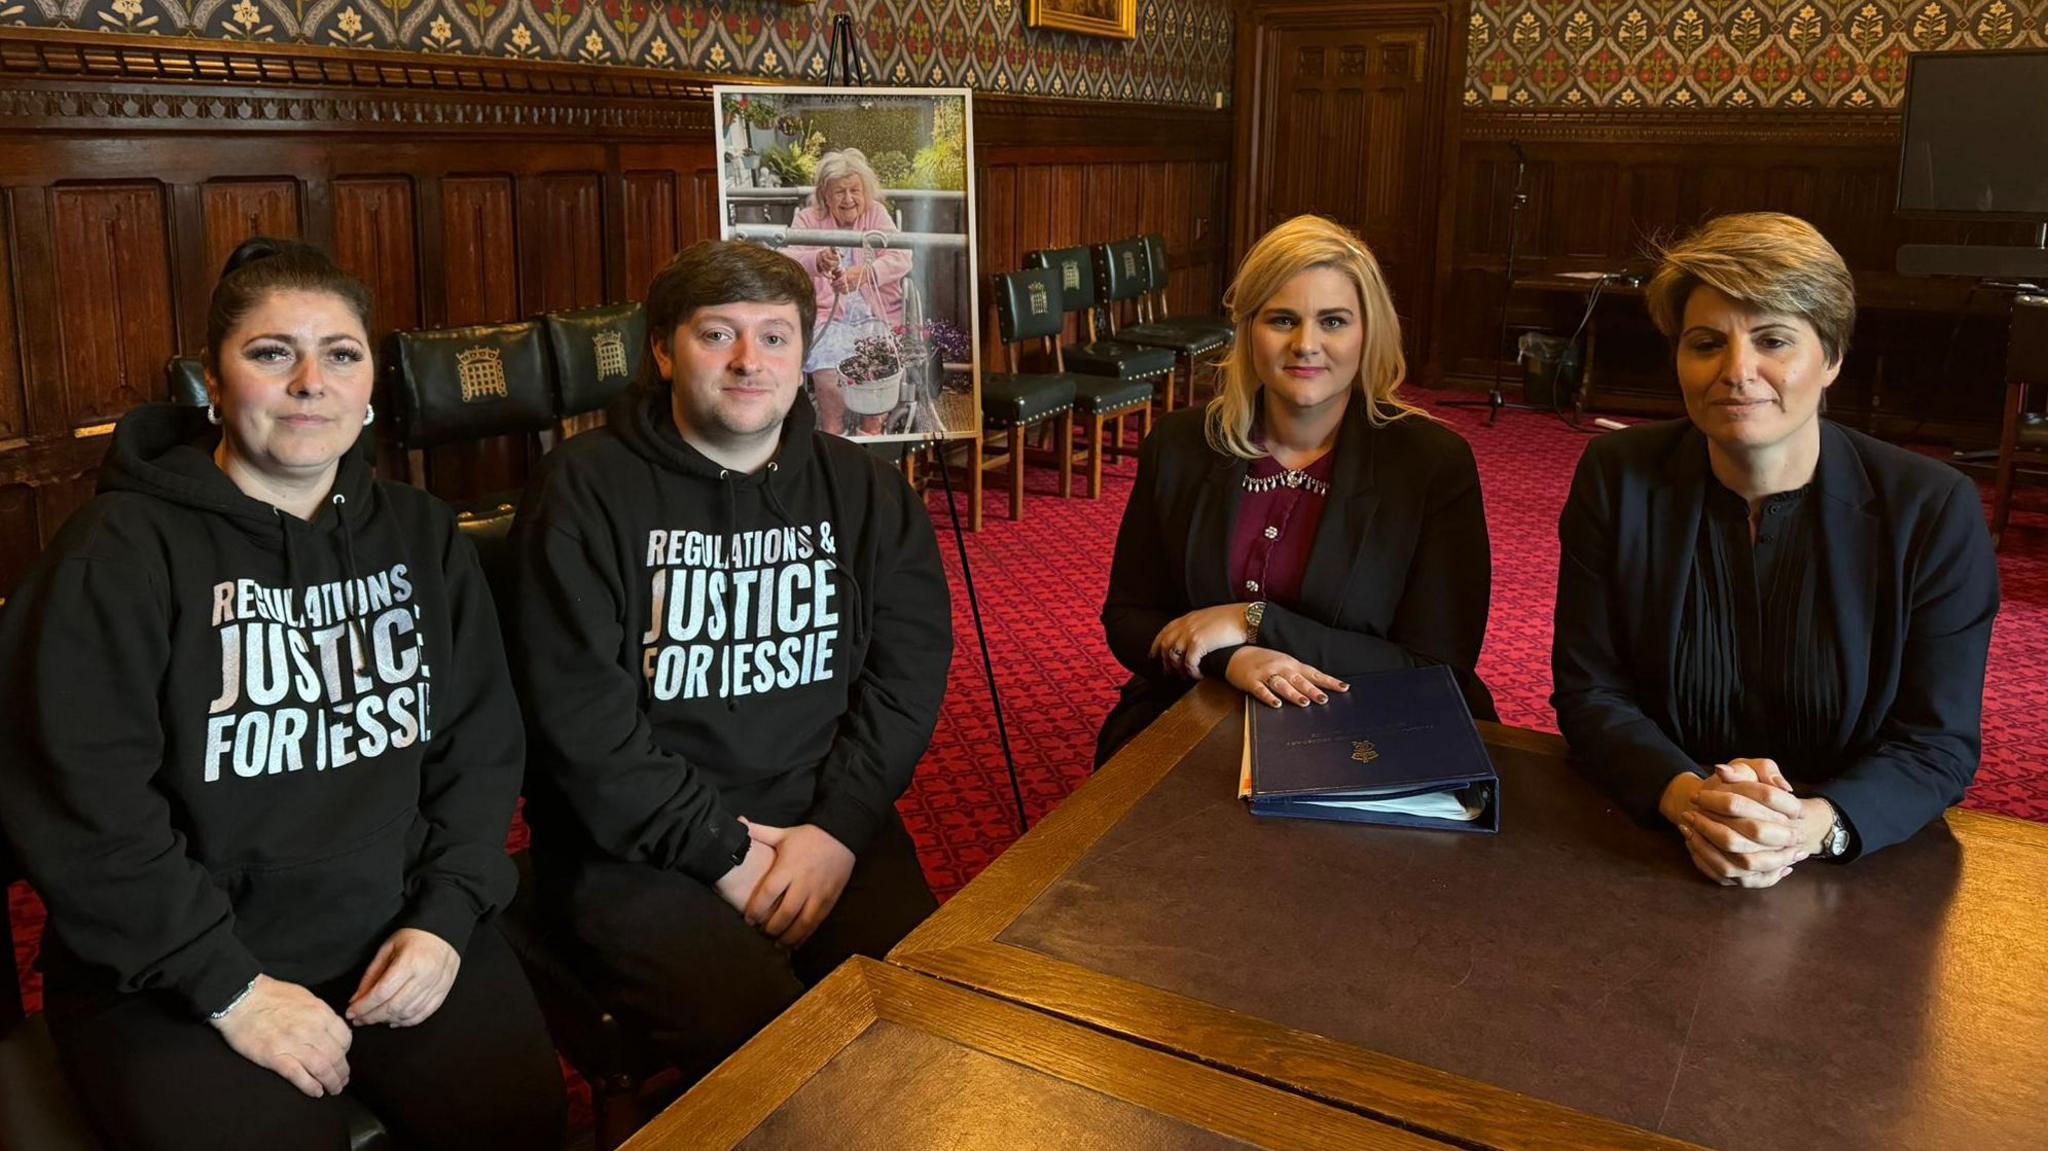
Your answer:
[1249,15,1441,363]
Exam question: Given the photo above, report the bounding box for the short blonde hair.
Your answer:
[1645,212,1856,366]
[810,148,882,214]
[1205,215,1420,460]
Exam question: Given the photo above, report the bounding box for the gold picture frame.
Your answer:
[1026,0,1136,41]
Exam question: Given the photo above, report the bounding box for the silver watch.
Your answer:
[1820,808,1851,859]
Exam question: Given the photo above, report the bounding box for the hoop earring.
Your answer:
[363,402,376,427]
[205,402,221,426]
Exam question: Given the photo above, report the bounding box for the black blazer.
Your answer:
[1097,403,1496,763]
[1551,419,1999,860]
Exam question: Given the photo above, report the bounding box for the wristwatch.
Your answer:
[1243,601,1266,645]
[1819,805,1852,860]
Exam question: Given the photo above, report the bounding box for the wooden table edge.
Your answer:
[627,957,1463,1151]
[894,681,1241,955]
[891,940,1710,1151]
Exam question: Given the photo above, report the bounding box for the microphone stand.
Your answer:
[1443,143,1543,426]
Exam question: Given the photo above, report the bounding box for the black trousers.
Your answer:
[547,811,937,1082]
[44,921,567,1151]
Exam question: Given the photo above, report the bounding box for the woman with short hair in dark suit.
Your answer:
[1552,212,1999,887]
[1096,214,1496,764]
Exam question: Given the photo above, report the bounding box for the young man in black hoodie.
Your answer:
[510,240,951,1079]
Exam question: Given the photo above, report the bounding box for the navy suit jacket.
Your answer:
[1551,418,1999,860]
[1098,403,1496,763]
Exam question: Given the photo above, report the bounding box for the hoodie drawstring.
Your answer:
[760,461,867,650]
[716,470,742,713]
[331,493,370,677]
[275,509,304,601]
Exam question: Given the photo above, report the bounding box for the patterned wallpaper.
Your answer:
[1,0,1234,106]
[1467,0,2048,108]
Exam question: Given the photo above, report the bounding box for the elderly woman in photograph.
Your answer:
[1096,214,1496,764]
[787,147,913,435]
[1551,212,2000,887]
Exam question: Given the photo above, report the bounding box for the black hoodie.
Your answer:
[509,387,951,882]
[0,405,524,1018]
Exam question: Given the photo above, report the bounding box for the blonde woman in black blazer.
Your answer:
[1552,212,1999,885]
[1097,215,1495,764]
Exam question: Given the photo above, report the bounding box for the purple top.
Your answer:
[1228,450,1338,611]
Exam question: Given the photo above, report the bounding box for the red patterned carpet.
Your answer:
[11,392,2048,1012]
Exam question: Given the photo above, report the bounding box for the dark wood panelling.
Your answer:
[0,192,21,441]
[1437,110,2035,439]
[332,177,419,338]
[975,152,1232,370]
[0,28,1231,588]
[523,172,605,313]
[200,179,300,279]
[440,176,519,327]
[621,169,677,300]
[0,483,34,591]
[50,184,175,428]
[685,170,720,247]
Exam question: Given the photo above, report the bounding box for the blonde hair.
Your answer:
[810,148,883,215]
[1645,212,1856,366]
[1204,215,1420,460]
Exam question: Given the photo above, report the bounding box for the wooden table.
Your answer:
[890,681,2048,1151]
[620,957,1460,1150]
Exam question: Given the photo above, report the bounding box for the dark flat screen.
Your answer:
[1897,51,2048,219]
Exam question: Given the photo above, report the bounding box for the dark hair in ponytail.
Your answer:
[204,237,374,371]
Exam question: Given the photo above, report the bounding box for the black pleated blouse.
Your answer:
[1671,475,1844,775]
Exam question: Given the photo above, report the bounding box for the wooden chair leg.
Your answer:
[1088,412,1106,498]
[1161,364,1178,412]
[1112,412,1127,461]
[1009,424,1026,521]
[970,432,984,533]
[1057,411,1074,499]
[1995,377,2026,549]
[1141,400,1155,441]
[595,1079,642,1151]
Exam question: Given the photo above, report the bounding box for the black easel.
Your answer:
[824,14,869,88]
[823,25,1030,834]
[1443,140,1544,427]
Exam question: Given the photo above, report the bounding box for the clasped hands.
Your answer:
[1660,757,1833,889]
[714,820,855,950]
[211,926,460,1098]
[1149,606,1346,709]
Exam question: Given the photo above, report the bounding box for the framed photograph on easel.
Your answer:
[713,85,981,446]
[1026,0,1137,41]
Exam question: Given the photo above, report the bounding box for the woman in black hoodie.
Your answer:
[0,240,565,1150]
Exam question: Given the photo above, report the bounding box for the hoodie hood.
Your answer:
[608,381,822,487]
[99,402,377,535]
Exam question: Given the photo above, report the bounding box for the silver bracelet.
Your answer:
[208,976,258,1022]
